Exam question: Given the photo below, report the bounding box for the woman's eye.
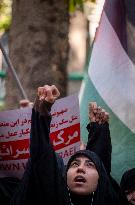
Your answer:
[86,162,95,168]
[70,162,79,167]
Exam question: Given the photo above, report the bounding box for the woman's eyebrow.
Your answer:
[72,158,80,163]
[86,159,93,162]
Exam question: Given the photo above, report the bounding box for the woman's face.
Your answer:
[67,155,99,195]
[126,190,135,204]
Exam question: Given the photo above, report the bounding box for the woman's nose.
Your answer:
[77,164,86,173]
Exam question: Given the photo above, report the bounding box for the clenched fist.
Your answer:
[89,102,109,124]
[37,85,60,103]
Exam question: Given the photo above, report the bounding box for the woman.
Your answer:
[10,85,119,205]
[120,168,135,205]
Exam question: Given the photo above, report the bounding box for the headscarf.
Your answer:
[0,177,20,205]
[66,150,119,205]
[120,168,135,205]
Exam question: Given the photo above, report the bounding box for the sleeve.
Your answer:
[10,99,69,205]
[86,122,112,175]
[0,177,20,205]
[30,99,52,162]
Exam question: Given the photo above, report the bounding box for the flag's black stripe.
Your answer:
[104,0,127,51]
[125,0,135,27]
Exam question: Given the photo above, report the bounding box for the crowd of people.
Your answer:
[0,84,135,205]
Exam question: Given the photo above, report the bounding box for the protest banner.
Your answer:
[0,94,80,178]
[50,94,80,164]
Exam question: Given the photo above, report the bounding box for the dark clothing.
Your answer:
[120,168,135,205]
[86,122,120,194]
[0,101,65,205]
[86,122,112,175]
[56,153,65,176]
[69,192,94,205]
[0,177,20,205]
[10,101,119,205]
[10,104,69,205]
[120,168,135,192]
[67,150,119,205]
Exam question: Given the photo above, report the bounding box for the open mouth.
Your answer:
[74,175,86,183]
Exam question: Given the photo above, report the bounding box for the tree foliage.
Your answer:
[0,0,11,32]
[69,0,96,13]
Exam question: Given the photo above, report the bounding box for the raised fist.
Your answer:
[89,102,109,124]
[37,85,60,103]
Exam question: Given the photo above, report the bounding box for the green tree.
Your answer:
[0,0,11,32]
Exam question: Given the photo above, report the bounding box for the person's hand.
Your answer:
[89,102,98,122]
[89,102,109,124]
[37,85,60,104]
[99,109,109,124]
[80,141,86,150]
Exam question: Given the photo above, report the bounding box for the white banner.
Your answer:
[0,94,80,178]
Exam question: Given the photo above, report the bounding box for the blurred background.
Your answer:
[0,0,135,111]
[0,0,104,110]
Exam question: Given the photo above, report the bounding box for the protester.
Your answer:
[10,84,119,205]
[86,102,111,175]
[120,168,135,205]
[86,102,120,193]
[19,98,65,175]
[0,99,32,205]
[19,99,33,109]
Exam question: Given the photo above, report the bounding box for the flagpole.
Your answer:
[0,41,28,99]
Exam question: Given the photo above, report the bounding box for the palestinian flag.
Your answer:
[79,0,135,182]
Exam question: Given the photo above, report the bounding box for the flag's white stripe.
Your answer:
[79,78,86,105]
[89,12,135,133]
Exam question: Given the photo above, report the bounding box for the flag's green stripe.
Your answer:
[80,73,135,182]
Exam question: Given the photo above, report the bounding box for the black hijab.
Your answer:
[120,168,135,205]
[0,177,20,205]
[66,150,119,205]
